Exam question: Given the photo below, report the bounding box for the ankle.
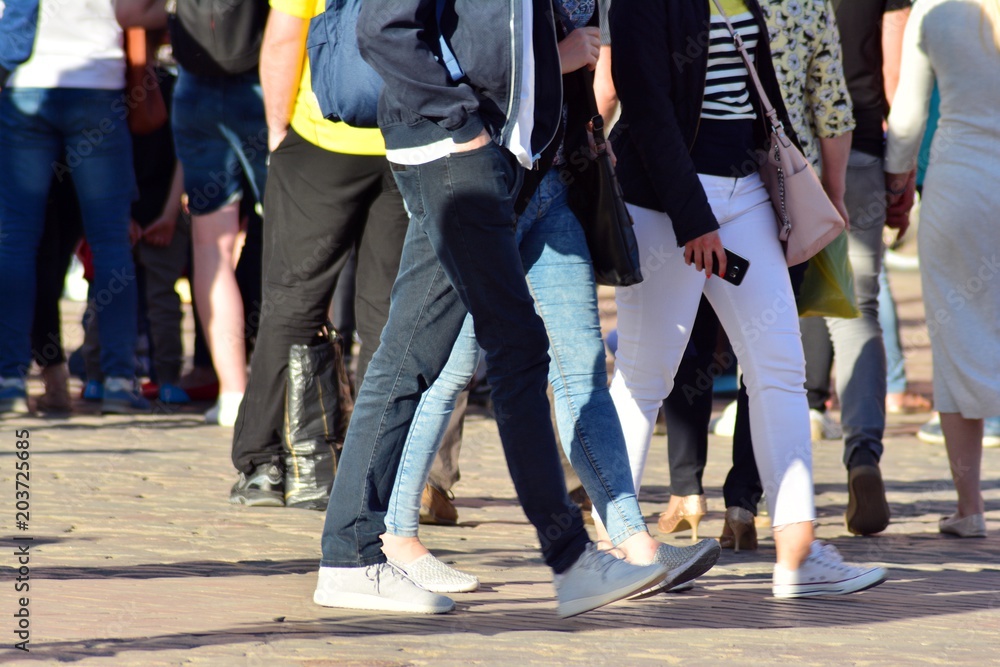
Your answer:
[616,531,658,564]
[380,534,430,564]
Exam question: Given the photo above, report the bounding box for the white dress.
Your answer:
[886,0,1000,418]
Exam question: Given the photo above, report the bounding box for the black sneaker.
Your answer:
[230,463,285,507]
[846,448,890,535]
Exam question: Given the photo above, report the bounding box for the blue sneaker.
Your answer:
[82,380,104,402]
[0,378,29,416]
[101,377,150,414]
[158,384,191,405]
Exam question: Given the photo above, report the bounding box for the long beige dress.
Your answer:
[886,0,1000,418]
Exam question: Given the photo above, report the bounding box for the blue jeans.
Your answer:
[879,263,907,395]
[319,144,589,573]
[171,68,268,215]
[385,170,645,544]
[0,87,137,379]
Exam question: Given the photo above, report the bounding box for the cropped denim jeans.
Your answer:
[0,87,137,380]
[384,170,646,545]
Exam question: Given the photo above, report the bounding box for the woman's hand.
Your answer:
[684,230,725,279]
[558,26,601,74]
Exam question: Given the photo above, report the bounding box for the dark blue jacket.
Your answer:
[357,0,563,159]
[610,0,799,247]
[0,0,39,85]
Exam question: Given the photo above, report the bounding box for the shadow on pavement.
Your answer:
[3,567,998,664]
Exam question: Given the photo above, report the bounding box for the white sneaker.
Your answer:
[313,563,455,613]
[554,543,667,618]
[205,391,244,426]
[387,554,479,593]
[809,409,842,441]
[772,541,886,598]
[710,400,739,437]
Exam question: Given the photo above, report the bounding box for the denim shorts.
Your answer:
[171,67,268,216]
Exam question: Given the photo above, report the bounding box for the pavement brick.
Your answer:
[0,267,997,666]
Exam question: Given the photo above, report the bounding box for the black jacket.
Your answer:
[609,0,800,246]
[357,0,563,159]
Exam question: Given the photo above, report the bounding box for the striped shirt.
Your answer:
[702,4,759,121]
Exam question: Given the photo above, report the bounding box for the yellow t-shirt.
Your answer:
[270,0,384,155]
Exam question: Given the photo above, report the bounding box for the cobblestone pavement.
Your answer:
[1,267,997,666]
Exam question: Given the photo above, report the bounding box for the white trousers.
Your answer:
[610,173,816,527]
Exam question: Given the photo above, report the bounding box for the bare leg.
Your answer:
[190,201,247,396]
[380,533,432,564]
[773,521,814,570]
[940,412,985,517]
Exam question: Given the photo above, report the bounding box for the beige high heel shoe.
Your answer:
[719,507,758,553]
[657,495,707,540]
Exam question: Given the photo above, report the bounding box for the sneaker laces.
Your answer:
[578,544,625,580]
[364,563,406,594]
[812,542,845,566]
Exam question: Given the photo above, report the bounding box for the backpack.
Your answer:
[169,0,270,77]
[307,0,464,128]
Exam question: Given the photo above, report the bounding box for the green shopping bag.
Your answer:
[797,232,860,319]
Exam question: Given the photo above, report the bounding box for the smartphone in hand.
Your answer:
[712,248,750,286]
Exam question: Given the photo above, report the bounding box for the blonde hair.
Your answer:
[984,0,1000,50]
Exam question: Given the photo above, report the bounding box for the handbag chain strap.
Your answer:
[710,0,793,237]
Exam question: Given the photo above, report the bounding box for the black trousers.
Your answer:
[231,130,408,472]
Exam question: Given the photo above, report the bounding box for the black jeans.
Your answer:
[663,297,719,497]
[320,143,588,572]
[231,129,408,472]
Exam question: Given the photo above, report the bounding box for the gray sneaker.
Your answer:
[387,554,479,593]
[313,563,455,614]
[630,539,722,599]
[554,543,667,618]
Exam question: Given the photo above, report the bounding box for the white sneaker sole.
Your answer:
[313,589,454,614]
[558,566,667,619]
[773,567,887,599]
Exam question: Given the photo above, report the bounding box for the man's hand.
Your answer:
[885,170,916,236]
[684,230,725,279]
[128,219,143,246]
[267,126,288,153]
[558,26,601,74]
[142,214,178,247]
[452,129,492,153]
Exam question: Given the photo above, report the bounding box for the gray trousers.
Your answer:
[136,216,191,386]
[803,149,888,464]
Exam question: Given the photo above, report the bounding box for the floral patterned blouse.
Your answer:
[760,0,856,172]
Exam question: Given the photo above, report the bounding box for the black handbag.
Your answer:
[283,323,354,510]
[555,27,643,287]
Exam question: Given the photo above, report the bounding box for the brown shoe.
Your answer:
[36,363,72,413]
[419,484,458,526]
[846,450,890,536]
[568,485,594,525]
